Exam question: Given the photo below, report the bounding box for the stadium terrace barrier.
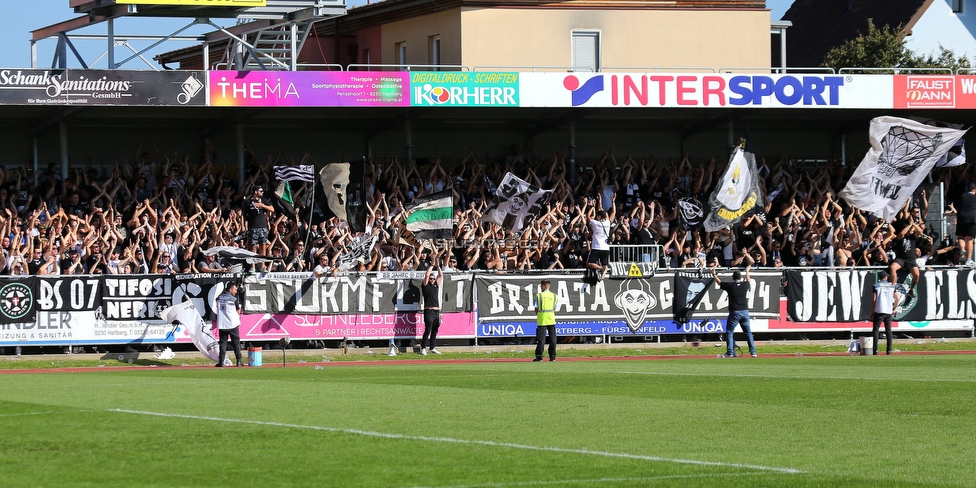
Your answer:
[0,268,972,349]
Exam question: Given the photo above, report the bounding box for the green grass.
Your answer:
[2,356,975,487]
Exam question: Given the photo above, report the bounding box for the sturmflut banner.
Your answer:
[242,273,473,314]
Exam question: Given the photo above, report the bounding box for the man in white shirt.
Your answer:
[872,271,900,356]
[215,282,243,367]
[587,208,614,280]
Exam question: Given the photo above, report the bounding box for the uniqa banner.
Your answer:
[0,69,207,106]
[785,268,976,322]
[474,272,780,332]
[241,273,473,314]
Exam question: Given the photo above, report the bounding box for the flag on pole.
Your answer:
[703,140,763,232]
[272,180,296,218]
[160,300,220,362]
[672,270,714,324]
[840,116,967,221]
[483,172,553,233]
[936,138,966,168]
[274,165,315,182]
[318,162,367,233]
[402,189,453,244]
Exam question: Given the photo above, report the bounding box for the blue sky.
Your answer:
[0,0,795,69]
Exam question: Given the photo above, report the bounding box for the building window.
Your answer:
[952,0,964,13]
[428,35,441,70]
[396,42,407,69]
[572,31,600,73]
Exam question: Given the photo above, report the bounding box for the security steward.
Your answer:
[533,279,559,362]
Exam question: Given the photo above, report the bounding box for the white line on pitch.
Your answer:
[0,411,87,418]
[618,371,976,382]
[110,408,804,474]
[409,471,771,488]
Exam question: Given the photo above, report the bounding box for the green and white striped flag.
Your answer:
[402,190,453,244]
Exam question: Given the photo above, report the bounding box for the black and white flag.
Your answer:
[274,165,315,182]
[703,141,763,232]
[677,197,705,231]
[840,116,967,221]
[672,271,713,324]
[202,246,274,265]
[483,172,553,233]
[319,162,367,233]
[338,235,378,271]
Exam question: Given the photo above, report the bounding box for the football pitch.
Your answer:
[2,355,974,487]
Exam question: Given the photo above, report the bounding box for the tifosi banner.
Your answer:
[101,275,174,321]
[0,69,206,106]
[474,272,780,332]
[786,269,976,322]
[242,273,473,314]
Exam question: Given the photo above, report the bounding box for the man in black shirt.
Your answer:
[889,218,922,300]
[243,185,274,271]
[712,264,757,358]
[420,261,444,356]
[956,182,976,266]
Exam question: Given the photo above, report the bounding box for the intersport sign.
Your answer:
[519,73,892,108]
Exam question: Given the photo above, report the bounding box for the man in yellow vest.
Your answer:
[534,279,558,362]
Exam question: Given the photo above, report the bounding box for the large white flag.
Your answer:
[160,300,220,361]
[484,172,553,233]
[840,116,967,221]
[703,144,763,232]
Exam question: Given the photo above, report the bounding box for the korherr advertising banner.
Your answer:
[0,69,206,106]
[474,273,780,332]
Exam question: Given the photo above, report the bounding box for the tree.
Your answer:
[822,19,972,73]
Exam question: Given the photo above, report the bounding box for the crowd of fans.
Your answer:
[0,143,970,277]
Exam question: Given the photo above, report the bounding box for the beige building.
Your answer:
[161,0,773,72]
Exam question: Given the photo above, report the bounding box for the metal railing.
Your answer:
[839,67,954,75]
[609,244,663,266]
[720,66,835,74]
[346,64,469,72]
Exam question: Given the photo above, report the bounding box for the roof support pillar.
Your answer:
[60,120,69,179]
[237,120,245,190]
[404,114,413,167]
[568,118,577,185]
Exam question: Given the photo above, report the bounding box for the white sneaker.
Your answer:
[420,349,427,356]
[429,348,441,355]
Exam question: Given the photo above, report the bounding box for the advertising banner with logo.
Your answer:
[0,278,38,325]
[242,273,472,314]
[410,72,519,107]
[519,73,892,108]
[474,273,779,333]
[209,71,409,107]
[240,311,476,341]
[477,317,726,339]
[893,75,976,109]
[0,69,206,106]
[786,268,976,322]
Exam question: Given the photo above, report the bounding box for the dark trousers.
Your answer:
[422,309,441,349]
[218,326,242,365]
[535,325,557,360]
[872,313,893,355]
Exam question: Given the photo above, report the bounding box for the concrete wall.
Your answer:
[460,8,772,71]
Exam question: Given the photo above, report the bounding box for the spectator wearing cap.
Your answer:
[872,271,899,355]
[243,185,274,271]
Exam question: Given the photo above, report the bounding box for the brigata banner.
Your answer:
[786,268,976,322]
[242,273,473,314]
[519,73,892,108]
[474,272,779,333]
[240,311,475,341]
[0,69,206,106]
[209,71,409,107]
